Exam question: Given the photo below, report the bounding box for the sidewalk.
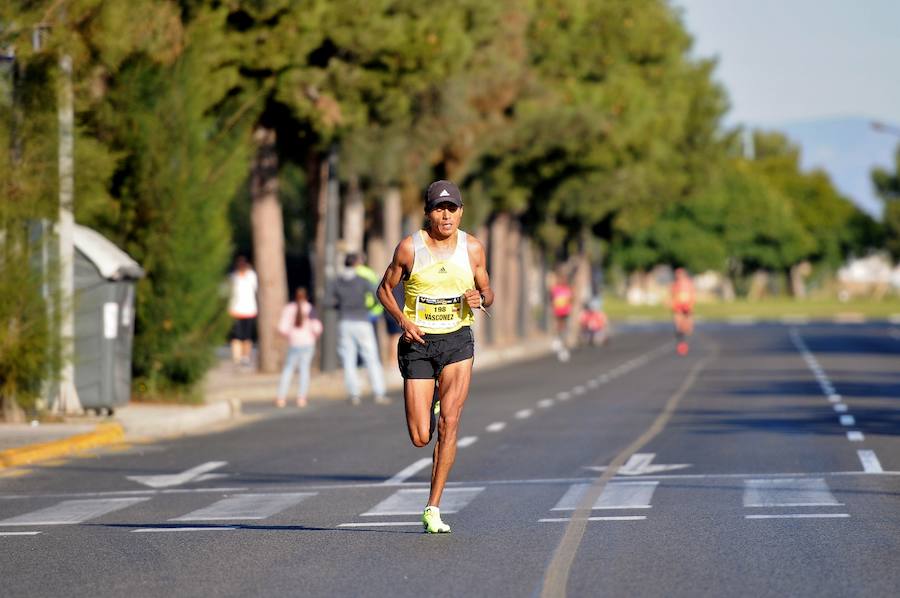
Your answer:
[0,336,555,470]
[202,336,556,404]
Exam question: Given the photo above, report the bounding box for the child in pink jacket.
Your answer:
[276,288,323,407]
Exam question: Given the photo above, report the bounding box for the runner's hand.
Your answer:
[401,318,426,344]
[464,289,483,310]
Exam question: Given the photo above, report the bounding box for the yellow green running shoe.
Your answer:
[433,399,440,416]
[422,506,451,534]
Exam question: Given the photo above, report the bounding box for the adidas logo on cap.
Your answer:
[439,189,450,197]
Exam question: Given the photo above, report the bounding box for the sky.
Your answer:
[673,0,900,127]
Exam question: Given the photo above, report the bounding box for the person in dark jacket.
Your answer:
[327,253,390,405]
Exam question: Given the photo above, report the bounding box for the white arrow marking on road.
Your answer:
[127,461,228,489]
[583,453,691,476]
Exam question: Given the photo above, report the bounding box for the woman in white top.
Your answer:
[276,288,323,408]
[228,256,258,367]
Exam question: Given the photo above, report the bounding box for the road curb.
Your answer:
[115,399,242,440]
[0,422,125,470]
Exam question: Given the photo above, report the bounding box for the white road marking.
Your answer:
[616,453,691,476]
[171,493,315,521]
[847,431,865,442]
[572,386,586,395]
[132,527,236,533]
[127,461,228,489]
[743,478,841,507]
[597,375,609,383]
[745,514,850,520]
[840,415,856,426]
[457,436,478,448]
[515,409,533,419]
[828,394,842,403]
[552,481,658,510]
[556,391,571,401]
[0,498,150,526]
[383,458,432,485]
[857,450,884,474]
[586,380,599,389]
[362,487,484,516]
[833,404,848,413]
[537,399,555,409]
[337,522,421,528]
[486,422,506,432]
[0,531,42,536]
[539,516,646,522]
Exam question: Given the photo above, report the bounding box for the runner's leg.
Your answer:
[428,357,474,507]
[405,378,437,447]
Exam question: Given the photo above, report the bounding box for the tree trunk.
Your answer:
[489,214,509,345]
[520,236,536,338]
[790,261,811,299]
[310,152,328,309]
[567,233,591,346]
[383,186,403,252]
[54,53,81,415]
[250,124,287,373]
[343,174,365,254]
[505,217,522,342]
[748,270,770,301]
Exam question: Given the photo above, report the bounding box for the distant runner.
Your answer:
[377,180,493,534]
[550,274,573,361]
[670,268,695,355]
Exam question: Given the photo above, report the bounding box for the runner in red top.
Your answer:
[550,277,574,361]
[669,268,695,355]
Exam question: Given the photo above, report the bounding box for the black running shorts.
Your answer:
[398,326,475,379]
[231,317,256,341]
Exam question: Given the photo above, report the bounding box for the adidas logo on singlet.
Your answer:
[438,266,447,274]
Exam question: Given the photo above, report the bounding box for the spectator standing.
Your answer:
[328,253,390,405]
[228,256,258,369]
[276,288,322,408]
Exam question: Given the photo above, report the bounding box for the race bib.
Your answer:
[415,295,464,329]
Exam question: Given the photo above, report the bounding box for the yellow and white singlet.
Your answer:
[403,229,475,335]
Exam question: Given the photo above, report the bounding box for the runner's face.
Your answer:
[428,202,462,236]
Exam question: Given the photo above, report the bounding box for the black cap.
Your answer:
[424,180,463,212]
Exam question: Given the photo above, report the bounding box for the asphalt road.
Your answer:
[1,323,898,597]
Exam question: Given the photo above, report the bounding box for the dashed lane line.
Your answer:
[382,458,432,486]
[847,431,865,442]
[857,450,884,474]
[0,531,41,536]
[457,436,478,448]
[840,415,856,427]
[539,516,646,523]
[337,522,421,528]
[537,399,555,409]
[486,422,506,432]
[746,514,850,520]
[515,409,533,419]
[132,527,236,533]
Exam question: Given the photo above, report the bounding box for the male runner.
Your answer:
[377,179,493,534]
[669,267,695,355]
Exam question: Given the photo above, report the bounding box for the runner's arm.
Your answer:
[465,236,493,309]
[377,237,425,344]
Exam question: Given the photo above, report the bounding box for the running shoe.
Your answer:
[433,399,441,416]
[422,506,451,533]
